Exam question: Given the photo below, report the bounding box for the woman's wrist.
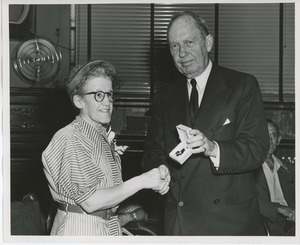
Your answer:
[135,174,147,189]
[127,175,144,193]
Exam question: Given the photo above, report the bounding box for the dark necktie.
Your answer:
[190,78,198,119]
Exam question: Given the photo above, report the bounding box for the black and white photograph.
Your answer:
[1,0,298,244]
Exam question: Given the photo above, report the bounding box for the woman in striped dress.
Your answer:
[42,60,170,236]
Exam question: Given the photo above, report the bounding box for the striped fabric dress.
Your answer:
[42,116,123,235]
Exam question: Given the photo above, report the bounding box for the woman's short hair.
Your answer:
[66,59,118,98]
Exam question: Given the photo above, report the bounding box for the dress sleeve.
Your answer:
[42,130,104,204]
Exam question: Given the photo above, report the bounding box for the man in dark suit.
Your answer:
[142,10,269,235]
[256,119,295,236]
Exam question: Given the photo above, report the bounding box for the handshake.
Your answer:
[141,165,171,195]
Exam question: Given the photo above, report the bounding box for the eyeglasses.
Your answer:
[80,91,114,102]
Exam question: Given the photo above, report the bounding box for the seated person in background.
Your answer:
[42,59,170,236]
[256,119,295,236]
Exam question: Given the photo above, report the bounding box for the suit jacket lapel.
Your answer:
[180,64,233,193]
[278,165,295,207]
[167,77,191,131]
[257,167,272,197]
[193,64,232,137]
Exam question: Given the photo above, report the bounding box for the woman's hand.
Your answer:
[140,168,163,189]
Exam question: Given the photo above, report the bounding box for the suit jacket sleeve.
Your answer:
[212,74,269,174]
[142,89,167,172]
[256,189,282,223]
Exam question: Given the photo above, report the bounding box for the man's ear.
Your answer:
[277,135,282,146]
[205,34,214,53]
[73,95,84,109]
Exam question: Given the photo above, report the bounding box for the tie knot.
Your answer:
[190,79,197,88]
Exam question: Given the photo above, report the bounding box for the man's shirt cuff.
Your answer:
[210,141,220,169]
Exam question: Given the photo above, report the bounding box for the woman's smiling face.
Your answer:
[75,76,113,127]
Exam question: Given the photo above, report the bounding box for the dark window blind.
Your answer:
[75,4,88,65]
[218,4,280,99]
[75,3,294,102]
[283,3,294,100]
[76,4,151,100]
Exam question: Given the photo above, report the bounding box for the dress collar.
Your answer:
[74,115,107,139]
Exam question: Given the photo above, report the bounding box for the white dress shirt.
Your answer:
[262,155,288,206]
[187,60,220,168]
[187,60,212,106]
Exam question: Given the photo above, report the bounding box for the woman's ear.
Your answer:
[73,95,84,109]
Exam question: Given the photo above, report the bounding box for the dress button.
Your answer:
[178,201,184,207]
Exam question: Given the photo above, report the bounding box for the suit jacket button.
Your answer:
[178,201,184,207]
[214,199,220,204]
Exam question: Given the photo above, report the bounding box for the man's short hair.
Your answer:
[167,10,210,41]
[267,119,280,136]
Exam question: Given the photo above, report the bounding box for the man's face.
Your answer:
[168,15,213,79]
[267,122,281,155]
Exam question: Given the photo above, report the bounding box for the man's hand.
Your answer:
[158,165,170,180]
[131,207,148,222]
[278,206,295,222]
[118,207,148,226]
[187,129,217,157]
[152,165,170,195]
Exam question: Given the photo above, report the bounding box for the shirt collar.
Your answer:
[187,60,212,89]
[272,154,284,171]
[263,154,283,173]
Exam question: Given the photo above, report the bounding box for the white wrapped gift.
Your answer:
[169,124,193,164]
